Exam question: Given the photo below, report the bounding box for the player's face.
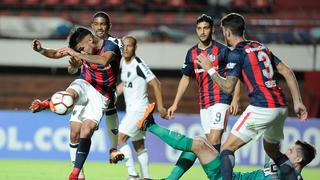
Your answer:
[123,38,136,59]
[196,22,212,43]
[75,35,95,55]
[222,26,232,47]
[285,144,303,165]
[91,17,109,39]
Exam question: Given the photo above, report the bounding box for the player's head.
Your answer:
[196,14,214,43]
[285,140,316,169]
[220,13,245,47]
[91,11,111,39]
[122,35,137,60]
[68,27,95,54]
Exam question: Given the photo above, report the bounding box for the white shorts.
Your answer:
[68,79,109,125]
[119,110,146,141]
[231,105,288,143]
[200,103,230,134]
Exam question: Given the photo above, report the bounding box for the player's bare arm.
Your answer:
[58,47,116,66]
[276,61,308,120]
[230,80,241,115]
[32,39,66,59]
[148,78,168,119]
[196,53,238,94]
[167,75,190,119]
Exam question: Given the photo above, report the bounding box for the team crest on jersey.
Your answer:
[209,54,215,62]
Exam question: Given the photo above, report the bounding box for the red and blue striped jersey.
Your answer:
[79,39,121,99]
[181,40,232,109]
[227,40,287,108]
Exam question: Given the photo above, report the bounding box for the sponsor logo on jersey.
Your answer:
[227,63,236,69]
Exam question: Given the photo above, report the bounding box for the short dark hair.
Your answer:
[196,14,213,27]
[123,35,137,46]
[93,11,111,26]
[295,140,316,168]
[68,27,92,51]
[221,13,245,37]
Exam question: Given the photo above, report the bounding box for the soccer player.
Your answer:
[166,14,240,179]
[137,103,316,180]
[30,11,123,180]
[31,27,124,180]
[116,35,167,179]
[196,13,308,180]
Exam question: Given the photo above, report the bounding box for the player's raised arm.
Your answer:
[276,61,308,120]
[196,53,238,95]
[32,39,67,59]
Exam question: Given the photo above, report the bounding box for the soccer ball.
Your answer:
[49,91,74,115]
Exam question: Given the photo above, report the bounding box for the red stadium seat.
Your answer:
[105,0,123,6]
[24,0,40,6]
[64,0,81,6]
[0,10,13,16]
[168,0,185,7]
[2,0,19,5]
[84,0,101,6]
[39,11,54,17]
[43,0,60,6]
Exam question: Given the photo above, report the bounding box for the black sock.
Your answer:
[74,138,91,169]
[274,154,297,180]
[213,144,221,152]
[220,150,234,180]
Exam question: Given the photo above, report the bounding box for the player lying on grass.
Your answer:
[137,103,316,180]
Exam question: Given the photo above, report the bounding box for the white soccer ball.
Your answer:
[49,91,74,115]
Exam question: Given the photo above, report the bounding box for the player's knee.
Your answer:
[192,136,208,153]
[70,131,80,143]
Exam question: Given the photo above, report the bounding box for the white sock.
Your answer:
[137,149,150,178]
[105,112,119,149]
[69,143,85,178]
[120,144,138,176]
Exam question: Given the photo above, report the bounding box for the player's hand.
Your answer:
[167,104,177,120]
[229,98,239,116]
[32,39,43,52]
[294,102,308,121]
[69,56,82,69]
[196,54,215,71]
[29,99,43,113]
[158,106,169,120]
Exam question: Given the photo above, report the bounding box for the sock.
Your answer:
[137,149,150,178]
[166,152,197,180]
[213,144,221,152]
[274,154,297,180]
[74,138,91,169]
[202,156,221,180]
[69,143,85,178]
[105,111,119,149]
[220,150,235,180]
[148,124,193,151]
[120,144,138,176]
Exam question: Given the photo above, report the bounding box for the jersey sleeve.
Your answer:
[181,50,194,76]
[226,50,243,77]
[137,60,156,82]
[103,40,120,55]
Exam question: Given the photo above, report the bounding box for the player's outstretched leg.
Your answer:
[166,152,197,180]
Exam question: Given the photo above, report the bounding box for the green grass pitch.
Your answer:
[0,159,319,179]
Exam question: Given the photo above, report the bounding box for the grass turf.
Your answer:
[0,159,319,179]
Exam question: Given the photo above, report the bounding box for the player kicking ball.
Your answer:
[30,27,125,180]
[138,103,316,180]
